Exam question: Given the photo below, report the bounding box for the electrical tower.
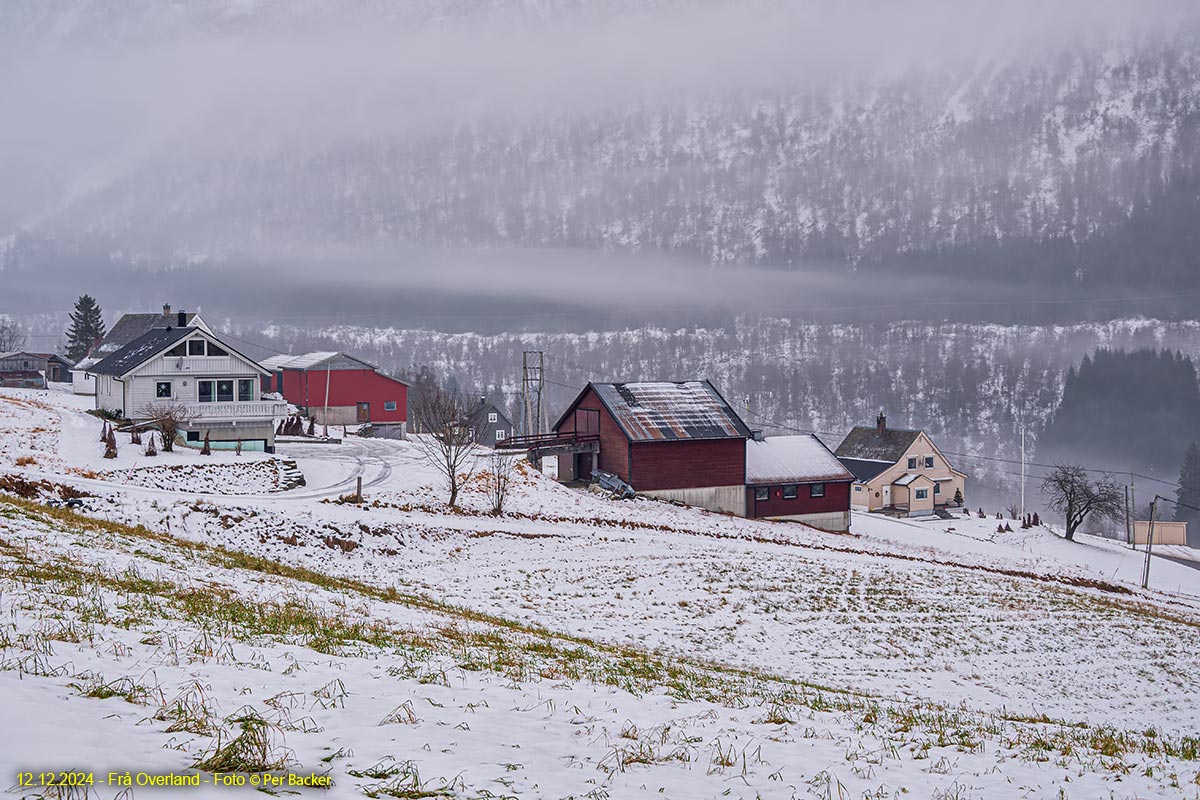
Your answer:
[520,351,545,438]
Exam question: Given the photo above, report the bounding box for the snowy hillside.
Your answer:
[3,386,1200,797]
[2,2,1200,284]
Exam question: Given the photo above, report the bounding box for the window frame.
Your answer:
[216,380,234,403]
[782,485,798,500]
[155,381,172,399]
[934,482,941,495]
[188,339,206,356]
[488,412,497,423]
[207,342,228,357]
[915,488,929,500]
[495,429,507,441]
[166,343,187,357]
[384,400,397,412]
[198,380,214,403]
[924,456,935,469]
[237,379,254,402]
[754,486,769,502]
[907,457,917,470]
[809,483,826,498]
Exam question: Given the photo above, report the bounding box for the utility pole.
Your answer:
[520,351,544,438]
[1124,485,1131,546]
[1020,426,1026,519]
[1141,496,1158,590]
[323,359,332,438]
[1129,472,1136,550]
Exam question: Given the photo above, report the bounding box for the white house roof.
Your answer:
[260,351,375,371]
[745,435,854,484]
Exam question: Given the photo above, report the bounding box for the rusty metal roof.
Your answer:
[587,381,753,442]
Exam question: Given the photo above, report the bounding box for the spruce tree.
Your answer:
[65,295,106,362]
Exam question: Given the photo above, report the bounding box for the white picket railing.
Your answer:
[179,400,288,422]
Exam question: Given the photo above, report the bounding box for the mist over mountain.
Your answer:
[2,0,1199,291]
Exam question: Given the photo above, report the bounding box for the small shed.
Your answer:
[1133,520,1188,547]
[745,435,855,531]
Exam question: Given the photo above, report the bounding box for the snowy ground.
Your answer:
[2,387,1200,799]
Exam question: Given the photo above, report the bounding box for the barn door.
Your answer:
[356,402,370,423]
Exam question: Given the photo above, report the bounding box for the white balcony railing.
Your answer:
[180,400,288,423]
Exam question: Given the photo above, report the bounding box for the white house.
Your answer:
[88,324,285,452]
[72,305,211,395]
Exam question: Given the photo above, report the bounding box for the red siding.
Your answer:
[630,438,746,492]
[277,368,408,423]
[746,480,851,519]
[557,388,629,480]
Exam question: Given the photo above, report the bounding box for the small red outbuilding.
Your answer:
[745,435,854,532]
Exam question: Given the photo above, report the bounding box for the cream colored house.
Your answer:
[835,415,966,516]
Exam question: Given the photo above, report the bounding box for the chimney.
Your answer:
[876,413,887,436]
[162,303,171,316]
[177,310,187,327]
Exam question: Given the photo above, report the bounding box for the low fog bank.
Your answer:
[5,245,1196,332]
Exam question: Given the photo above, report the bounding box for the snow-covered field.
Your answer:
[2,387,1199,799]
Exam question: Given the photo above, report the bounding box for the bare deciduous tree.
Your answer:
[139,401,198,453]
[1040,463,1124,541]
[411,383,479,508]
[0,317,27,352]
[485,451,517,515]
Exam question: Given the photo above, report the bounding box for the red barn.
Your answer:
[552,381,752,514]
[745,435,854,532]
[260,352,409,437]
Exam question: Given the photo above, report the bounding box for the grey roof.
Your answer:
[835,425,922,463]
[89,327,192,376]
[746,435,854,484]
[88,312,199,359]
[838,458,893,483]
[559,381,752,442]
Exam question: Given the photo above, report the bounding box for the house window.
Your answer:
[166,343,187,357]
[237,379,254,402]
[384,401,397,412]
[208,343,228,357]
[155,381,172,398]
[495,429,507,441]
[188,340,206,356]
[907,457,917,470]
[217,380,234,402]
[854,485,862,492]
[783,485,797,499]
[924,456,935,469]
[198,381,214,403]
[810,483,826,498]
[488,412,497,423]
[934,482,941,495]
[915,488,929,500]
[755,487,769,501]
[186,431,201,442]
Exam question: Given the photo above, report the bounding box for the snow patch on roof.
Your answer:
[746,435,854,484]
